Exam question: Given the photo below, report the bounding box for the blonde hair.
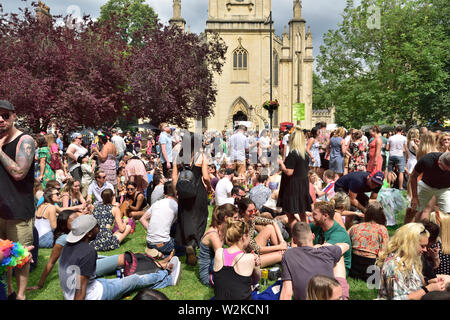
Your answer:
[376,223,429,276]
[288,126,306,159]
[334,127,346,138]
[416,132,437,160]
[437,132,450,153]
[430,211,450,255]
[306,275,340,300]
[45,133,56,148]
[331,192,350,211]
[406,128,419,150]
[224,217,250,246]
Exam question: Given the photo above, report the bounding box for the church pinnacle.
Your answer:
[293,0,302,19]
[169,0,186,31]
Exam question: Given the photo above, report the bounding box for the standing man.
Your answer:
[410,152,450,219]
[111,129,126,168]
[230,125,248,176]
[159,123,174,179]
[317,122,330,174]
[386,126,407,189]
[0,100,35,300]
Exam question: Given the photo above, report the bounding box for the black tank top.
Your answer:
[213,251,253,300]
[0,133,35,220]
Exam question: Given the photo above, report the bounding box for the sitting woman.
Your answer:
[306,275,343,300]
[348,202,389,281]
[237,198,287,268]
[376,223,447,300]
[61,178,87,211]
[199,204,238,287]
[35,188,60,248]
[122,181,147,219]
[90,189,132,252]
[213,218,261,300]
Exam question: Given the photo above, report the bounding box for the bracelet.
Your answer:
[421,286,429,294]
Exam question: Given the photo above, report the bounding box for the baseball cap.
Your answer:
[0,100,15,111]
[371,171,384,185]
[66,215,98,243]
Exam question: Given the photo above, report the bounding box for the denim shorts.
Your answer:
[38,231,54,248]
[388,155,405,173]
[147,237,175,257]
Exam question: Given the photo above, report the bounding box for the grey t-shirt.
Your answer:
[281,245,341,300]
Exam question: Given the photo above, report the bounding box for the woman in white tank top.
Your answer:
[35,188,60,248]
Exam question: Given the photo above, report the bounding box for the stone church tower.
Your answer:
[172,0,314,131]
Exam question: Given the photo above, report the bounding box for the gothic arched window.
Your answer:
[233,48,248,70]
[273,51,279,86]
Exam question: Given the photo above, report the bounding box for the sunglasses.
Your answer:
[52,192,60,196]
[127,187,135,191]
[97,176,106,179]
[0,112,12,120]
[247,209,257,215]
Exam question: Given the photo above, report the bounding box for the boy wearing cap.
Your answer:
[0,100,36,300]
[59,215,181,300]
[334,171,384,213]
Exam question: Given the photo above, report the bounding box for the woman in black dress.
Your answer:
[172,132,211,266]
[277,126,312,233]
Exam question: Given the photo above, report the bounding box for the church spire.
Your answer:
[169,0,186,31]
[293,0,302,19]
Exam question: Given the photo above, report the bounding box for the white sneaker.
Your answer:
[169,256,181,286]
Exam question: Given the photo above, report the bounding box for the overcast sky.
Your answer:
[1,0,359,67]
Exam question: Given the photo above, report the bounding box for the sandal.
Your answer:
[8,292,16,300]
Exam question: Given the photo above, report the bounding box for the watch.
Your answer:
[421,286,429,294]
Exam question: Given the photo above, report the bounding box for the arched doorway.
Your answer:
[233,111,248,128]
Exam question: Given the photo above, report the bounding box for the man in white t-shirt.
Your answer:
[140,181,178,257]
[111,129,126,167]
[230,126,249,175]
[59,215,179,300]
[215,168,235,206]
[87,170,115,205]
[386,126,407,190]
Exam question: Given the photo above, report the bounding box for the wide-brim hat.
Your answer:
[66,215,98,243]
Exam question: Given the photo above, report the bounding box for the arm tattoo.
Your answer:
[0,135,35,180]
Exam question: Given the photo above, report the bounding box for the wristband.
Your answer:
[421,286,429,294]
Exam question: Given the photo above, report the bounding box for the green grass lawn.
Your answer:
[19,206,406,300]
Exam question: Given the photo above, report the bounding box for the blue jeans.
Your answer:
[147,238,175,257]
[96,255,120,278]
[97,270,172,300]
[39,231,54,248]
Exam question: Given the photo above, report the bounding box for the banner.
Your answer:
[293,103,305,121]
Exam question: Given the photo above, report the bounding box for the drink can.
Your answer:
[261,268,268,286]
[116,268,122,278]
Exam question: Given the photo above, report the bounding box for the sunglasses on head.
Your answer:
[0,112,12,120]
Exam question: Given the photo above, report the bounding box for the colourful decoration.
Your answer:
[262,100,279,113]
[0,240,31,274]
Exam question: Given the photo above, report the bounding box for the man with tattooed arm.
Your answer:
[0,100,36,300]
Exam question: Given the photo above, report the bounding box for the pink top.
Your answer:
[51,143,59,154]
[224,249,244,267]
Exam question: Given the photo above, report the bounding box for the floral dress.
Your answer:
[348,141,368,172]
[89,204,120,252]
[38,146,55,188]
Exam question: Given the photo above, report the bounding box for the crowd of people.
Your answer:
[1,98,450,301]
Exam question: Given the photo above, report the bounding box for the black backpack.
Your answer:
[123,251,160,276]
[176,165,198,200]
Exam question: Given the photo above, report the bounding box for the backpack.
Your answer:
[176,166,198,200]
[47,152,61,171]
[123,251,160,277]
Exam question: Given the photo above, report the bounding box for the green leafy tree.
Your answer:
[99,0,158,46]
[316,0,450,128]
